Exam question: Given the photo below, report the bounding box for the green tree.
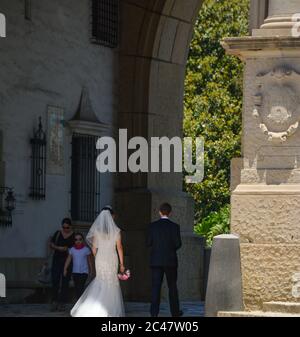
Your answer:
[184,0,249,227]
[194,204,230,246]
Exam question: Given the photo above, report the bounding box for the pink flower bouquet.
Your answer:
[118,269,131,281]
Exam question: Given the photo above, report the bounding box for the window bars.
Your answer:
[29,117,46,200]
[91,0,119,48]
[71,133,101,223]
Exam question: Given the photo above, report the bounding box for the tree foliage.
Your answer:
[184,0,249,225]
[194,204,230,246]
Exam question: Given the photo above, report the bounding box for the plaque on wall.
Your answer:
[47,106,65,175]
[253,66,300,143]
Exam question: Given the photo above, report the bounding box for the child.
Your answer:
[64,233,93,300]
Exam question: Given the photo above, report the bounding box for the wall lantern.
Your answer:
[0,187,16,227]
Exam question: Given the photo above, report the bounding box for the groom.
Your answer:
[147,203,182,317]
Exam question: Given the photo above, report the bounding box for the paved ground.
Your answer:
[0,302,204,317]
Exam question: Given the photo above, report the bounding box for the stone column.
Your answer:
[249,0,268,32]
[223,1,300,311]
[254,0,300,36]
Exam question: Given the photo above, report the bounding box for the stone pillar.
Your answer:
[223,1,300,311]
[249,0,268,32]
[263,0,300,28]
[254,0,300,36]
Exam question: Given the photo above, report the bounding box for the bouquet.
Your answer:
[118,269,131,281]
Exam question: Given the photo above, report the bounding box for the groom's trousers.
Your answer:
[150,266,180,317]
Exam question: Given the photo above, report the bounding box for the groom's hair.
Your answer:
[159,203,172,216]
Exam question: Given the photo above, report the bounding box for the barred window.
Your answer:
[71,133,101,223]
[29,117,46,200]
[91,0,119,48]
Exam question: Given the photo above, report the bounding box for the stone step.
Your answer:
[218,311,300,317]
[262,301,300,314]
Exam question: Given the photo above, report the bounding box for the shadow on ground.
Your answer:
[0,302,205,317]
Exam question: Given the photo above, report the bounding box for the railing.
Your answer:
[29,117,46,200]
[71,133,101,223]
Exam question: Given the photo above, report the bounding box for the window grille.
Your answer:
[29,117,46,200]
[91,0,119,48]
[71,133,101,222]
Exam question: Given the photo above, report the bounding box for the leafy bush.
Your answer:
[184,0,249,225]
[194,204,230,246]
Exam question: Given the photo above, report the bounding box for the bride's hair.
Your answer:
[101,205,115,216]
[86,206,120,246]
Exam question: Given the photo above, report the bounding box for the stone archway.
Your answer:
[116,0,262,302]
[117,0,205,302]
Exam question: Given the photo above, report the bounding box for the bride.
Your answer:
[71,206,125,317]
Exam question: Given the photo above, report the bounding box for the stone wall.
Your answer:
[240,244,300,310]
[0,0,116,258]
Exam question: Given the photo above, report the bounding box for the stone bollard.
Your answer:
[0,273,5,298]
[205,234,243,317]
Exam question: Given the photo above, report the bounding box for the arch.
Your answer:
[117,0,254,301]
[118,0,203,190]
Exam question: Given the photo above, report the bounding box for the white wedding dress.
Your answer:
[70,210,125,317]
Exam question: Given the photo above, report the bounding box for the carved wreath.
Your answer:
[253,66,300,143]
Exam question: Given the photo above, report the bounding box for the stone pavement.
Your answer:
[0,302,204,317]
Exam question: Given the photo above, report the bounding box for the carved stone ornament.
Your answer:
[253,66,300,143]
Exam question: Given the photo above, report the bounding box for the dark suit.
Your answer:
[147,218,182,317]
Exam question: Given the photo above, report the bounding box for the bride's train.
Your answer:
[71,273,125,317]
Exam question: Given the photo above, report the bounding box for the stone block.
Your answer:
[218,310,300,317]
[205,235,243,317]
[149,61,185,120]
[157,17,179,62]
[161,234,205,301]
[203,247,211,300]
[150,190,195,231]
[162,0,175,16]
[171,0,200,22]
[230,158,243,192]
[263,301,300,314]
[171,22,192,65]
[231,185,300,244]
[240,243,300,310]
[120,2,145,54]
